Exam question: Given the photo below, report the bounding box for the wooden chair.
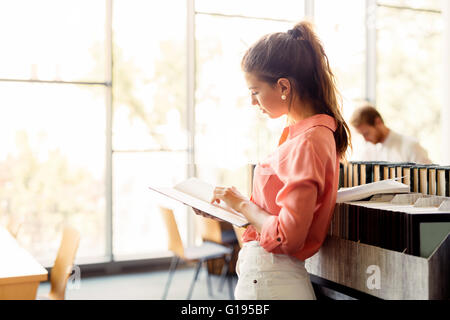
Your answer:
[7,216,23,239]
[196,216,222,244]
[232,225,246,249]
[217,225,246,292]
[38,226,80,300]
[196,215,238,246]
[196,216,240,291]
[159,207,234,299]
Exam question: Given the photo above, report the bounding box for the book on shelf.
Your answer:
[340,161,448,193]
[148,177,249,227]
[331,193,450,257]
[436,166,450,197]
[336,178,410,203]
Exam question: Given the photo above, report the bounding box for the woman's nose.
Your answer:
[251,96,258,106]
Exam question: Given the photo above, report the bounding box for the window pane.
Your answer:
[196,0,305,21]
[195,15,292,189]
[0,0,106,82]
[377,0,442,11]
[377,6,443,163]
[315,0,366,120]
[0,82,106,264]
[112,152,188,257]
[113,0,187,151]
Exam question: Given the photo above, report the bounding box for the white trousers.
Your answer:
[234,241,317,300]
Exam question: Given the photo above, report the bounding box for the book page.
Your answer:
[173,177,214,203]
[173,177,247,218]
[149,178,249,227]
[337,178,409,203]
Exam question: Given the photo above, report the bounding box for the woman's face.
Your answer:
[244,72,288,119]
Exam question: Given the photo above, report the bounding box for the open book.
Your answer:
[337,178,410,203]
[149,177,249,227]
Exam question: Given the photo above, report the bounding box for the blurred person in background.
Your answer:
[350,104,431,164]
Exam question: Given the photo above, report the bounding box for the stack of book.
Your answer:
[331,192,450,258]
[339,161,450,196]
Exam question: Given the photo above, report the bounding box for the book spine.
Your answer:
[403,167,412,192]
[428,167,437,196]
[396,166,403,184]
[389,166,396,180]
[343,162,348,188]
[361,164,366,185]
[348,163,353,187]
[419,167,428,195]
[437,169,446,196]
[413,167,419,193]
[353,162,359,187]
[373,165,380,182]
[446,168,450,197]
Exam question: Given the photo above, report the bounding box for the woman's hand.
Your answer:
[210,186,250,213]
[193,185,270,233]
[212,186,271,233]
[191,186,250,224]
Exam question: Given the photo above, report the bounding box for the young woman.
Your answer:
[195,20,350,300]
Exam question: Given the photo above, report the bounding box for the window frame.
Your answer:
[0,0,445,273]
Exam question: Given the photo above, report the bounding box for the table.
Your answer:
[0,227,48,300]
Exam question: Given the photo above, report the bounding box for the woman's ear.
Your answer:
[277,78,291,97]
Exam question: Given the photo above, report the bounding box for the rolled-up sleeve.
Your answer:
[259,139,326,254]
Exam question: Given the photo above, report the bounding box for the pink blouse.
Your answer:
[243,113,340,261]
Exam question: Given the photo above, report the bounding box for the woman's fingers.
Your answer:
[193,185,242,222]
[211,186,228,204]
[193,208,207,216]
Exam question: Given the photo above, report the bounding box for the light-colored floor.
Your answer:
[37,266,238,300]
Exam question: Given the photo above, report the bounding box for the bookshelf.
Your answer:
[306,161,450,300]
[305,232,450,300]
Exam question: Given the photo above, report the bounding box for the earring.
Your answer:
[281,95,287,100]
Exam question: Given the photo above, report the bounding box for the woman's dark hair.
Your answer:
[241,20,351,159]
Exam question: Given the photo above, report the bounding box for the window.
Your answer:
[195,15,292,194]
[0,82,106,264]
[376,1,443,163]
[314,0,366,119]
[377,0,441,12]
[0,0,108,266]
[112,0,188,257]
[112,152,188,258]
[195,2,305,196]
[0,0,106,82]
[195,0,305,20]
[314,0,367,159]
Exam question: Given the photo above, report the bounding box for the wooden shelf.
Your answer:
[305,234,450,300]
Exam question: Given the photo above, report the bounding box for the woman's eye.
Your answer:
[251,91,258,96]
